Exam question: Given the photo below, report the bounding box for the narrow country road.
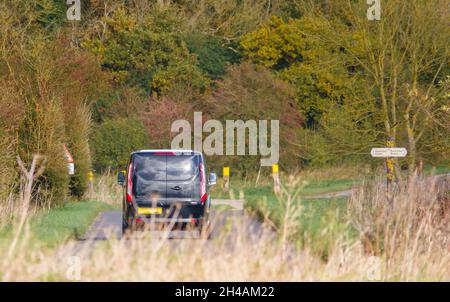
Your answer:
[68,199,273,256]
[79,199,248,240]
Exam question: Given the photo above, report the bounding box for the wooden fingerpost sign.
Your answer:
[272,164,281,195]
[371,139,407,206]
[223,166,230,192]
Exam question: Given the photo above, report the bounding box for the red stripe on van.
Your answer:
[153,151,176,156]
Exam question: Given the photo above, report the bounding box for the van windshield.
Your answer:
[132,154,200,198]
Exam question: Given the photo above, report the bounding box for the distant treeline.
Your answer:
[0,0,448,206]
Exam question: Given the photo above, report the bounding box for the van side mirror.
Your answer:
[117,171,126,186]
[208,172,217,186]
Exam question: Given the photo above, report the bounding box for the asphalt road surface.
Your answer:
[79,199,248,240]
[69,199,273,256]
[79,208,254,241]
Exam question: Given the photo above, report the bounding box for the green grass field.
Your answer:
[244,185,348,228]
[211,177,360,199]
[424,164,450,175]
[209,165,449,257]
[244,185,353,258]
[210,176,358,253]
[210,204,236,211]
[0,201,116,247]
[299,178,359,196]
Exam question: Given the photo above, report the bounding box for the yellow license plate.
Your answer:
[137,207,162,215]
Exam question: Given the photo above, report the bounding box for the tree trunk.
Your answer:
[406,126,417,177]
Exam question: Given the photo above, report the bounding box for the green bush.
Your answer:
[50,38,108,199]
[92,88,146,123]
[241,16,364,127]
[35,0,67,30]
[82,7,209,95]
[297,104,378,167]
[184,32,239,79]
[19,99,70,206]
[0,79,24,201]
[0,131,16,200]
[206,62,303,173]
[90,118,149,172]
[65,104,92,198]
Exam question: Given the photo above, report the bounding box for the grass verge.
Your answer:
[210,176,359,258]
[0,200,117,248]
[300,178,359,195]
[210,204,236,211]
[211,177,361,199]
[244,185,352,256]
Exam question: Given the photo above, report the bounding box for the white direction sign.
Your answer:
[371,148,407,158]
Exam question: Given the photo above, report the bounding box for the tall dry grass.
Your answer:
[85,171,121,207]
[290,164,373,183]
[348,174,449,280]
[0,155,46,230]
[0,175,448,281]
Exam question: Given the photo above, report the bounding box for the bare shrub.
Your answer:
[0,135,16,202]
[141,97,195,149]
[0,190,16,230]
[86,171,121,207]
[20,98,69,206]
[65,103,93,198]
[205,62,303,173]
[0,79,24,201]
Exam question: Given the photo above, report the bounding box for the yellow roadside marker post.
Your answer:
[223,166,230,192]
[87,171,94,197]
[272,164,281,195]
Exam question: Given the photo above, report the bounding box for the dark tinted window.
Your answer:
[132,154,200,197]
[166,155,199,181]
[132,154,166,197]
[133,154,166,181]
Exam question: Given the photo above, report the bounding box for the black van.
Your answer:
[117,150,216,233]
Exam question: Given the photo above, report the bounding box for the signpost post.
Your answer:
[371,142,407,206]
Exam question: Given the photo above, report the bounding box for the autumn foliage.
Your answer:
[0,0,448,207]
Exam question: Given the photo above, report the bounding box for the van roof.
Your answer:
[131,149,202,155]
